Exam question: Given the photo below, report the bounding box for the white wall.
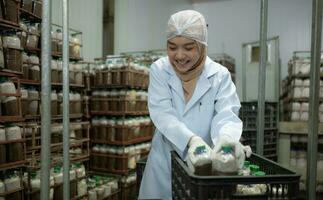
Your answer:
[193,0,313,97]
[51,0,103,61]
[55,0,313,98]
[114,0,192,54]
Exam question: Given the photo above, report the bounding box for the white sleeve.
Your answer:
[148,63,195,158]
[210,68,243,146]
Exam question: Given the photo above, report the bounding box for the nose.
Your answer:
[175,49,185,61]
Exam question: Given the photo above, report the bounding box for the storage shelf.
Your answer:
[52,53,83,61]
[27,138,90,151]
[26,176,86,194]
[91,111,149,116]
[20,79,41,85]
[0,92,21,97]
[0,116,23,123]
[19,8,42,22]
[71,193,88,200]
[279,121,323,135]
[89,166,132,175]
[24,46,41,54]
[52,114,83,120]
[290,73,323,79]
[287,165,323,183]
[52,82,85,88]
[91,135,152,146]
[0,69,23,76]
[0,19,20,30]
[0,138,26,145]
[23,115,40,120]
[243,127,278,132]
[26,154,89,170]
[92,84,148,90]
[0,187,24,197]
[280,96,323,102]
[0,160,26,171]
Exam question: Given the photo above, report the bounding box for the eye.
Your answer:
[168,46,177,51]
[185,46,195,51]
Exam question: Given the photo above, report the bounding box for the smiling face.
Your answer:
[167,36,201,73]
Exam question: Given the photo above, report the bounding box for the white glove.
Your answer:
[213,135,252,169]
[186,136,212,173]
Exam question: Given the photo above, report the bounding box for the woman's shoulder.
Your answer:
[150,56,172,74]
[205,57,230,77]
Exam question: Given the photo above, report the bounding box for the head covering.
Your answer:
[166,10,207,46]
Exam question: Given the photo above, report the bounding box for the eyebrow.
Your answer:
[167,41,195,46]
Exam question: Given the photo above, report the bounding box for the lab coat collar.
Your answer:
[183,65,212,115]
[166,56,220,114]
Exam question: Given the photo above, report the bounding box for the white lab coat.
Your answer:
[138,56,242,200]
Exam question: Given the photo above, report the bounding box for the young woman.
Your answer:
[139,10,249,200]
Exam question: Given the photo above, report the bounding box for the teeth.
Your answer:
[177,61,187,64]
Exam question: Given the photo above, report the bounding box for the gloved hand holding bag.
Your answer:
[186,136,212,175]
[212,135,252,175]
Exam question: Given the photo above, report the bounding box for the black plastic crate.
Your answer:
[241,130,277,146]
[240,102,278,130]
[136,156,147,194]
[171,151,300,200]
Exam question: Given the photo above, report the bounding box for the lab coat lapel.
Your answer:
[167,72,185,102]
[183,71,211,115]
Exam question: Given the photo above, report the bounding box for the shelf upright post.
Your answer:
[40,0,52,199]
[62,0,71,199]
[307,0,322,199]
[256,0,268,156]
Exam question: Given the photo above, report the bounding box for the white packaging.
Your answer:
[29,55,39,64]
[294,79,303,86]
[302,79,310,86]
[0,129,6,141]
[96,186,105,200]
[88,189,97,200]
[77,179,87,196]
[0,180,5,193]
[5,126,21,140]
[290,157,297,167]
[291,102,301,111]
[21,89,28,99]
[0,81,16,101]
[102,184,111,197]
[300,112,308,121]
[4,175,21,191]
[53,172,63,184]
[292,87,302,98]
[301,87,309,98]
[2,36,21,49]
[291,111,300,121]
[75,164,86,178]
[31,178,41,189]
[299,62,310,75]
[212,146,238,174]
[300,102,309,112]
[70,170,76,180]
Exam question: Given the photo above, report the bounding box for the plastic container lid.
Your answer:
[194,145,207,155]
[249,165,260,173]
[221,146,233,154]
[244,161,250,167]
[254,171,266,176]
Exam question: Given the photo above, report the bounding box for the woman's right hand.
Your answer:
[186,136,212,173]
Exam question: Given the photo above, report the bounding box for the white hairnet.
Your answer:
[166,10,207,46]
